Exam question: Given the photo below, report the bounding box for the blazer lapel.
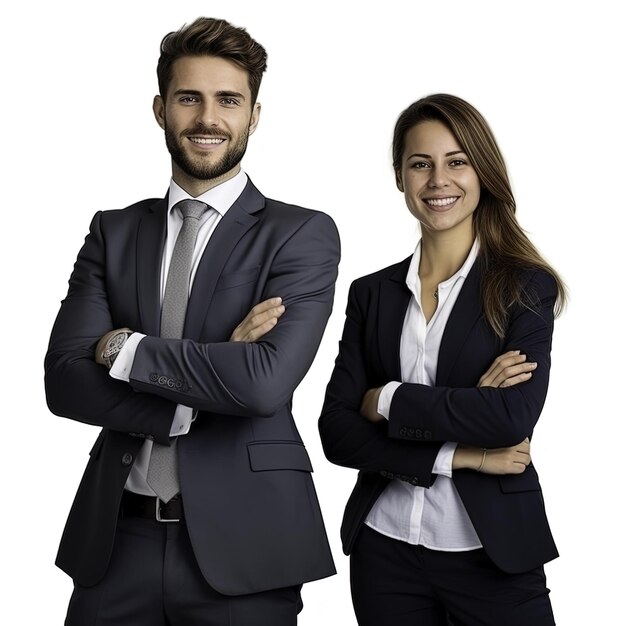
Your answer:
[137,198,167,336]
[436,262,483,385]
[378,258,412,380]
[183,180,264,339]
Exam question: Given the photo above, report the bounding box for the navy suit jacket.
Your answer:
[319,256,559,574]
[45,179,339,594]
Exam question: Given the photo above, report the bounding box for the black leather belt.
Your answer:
[120,491,184,522]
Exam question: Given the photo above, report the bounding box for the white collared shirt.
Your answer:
[111,170,248,495]
[365,239,482,550]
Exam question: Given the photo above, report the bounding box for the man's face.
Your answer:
[153,55,260,191]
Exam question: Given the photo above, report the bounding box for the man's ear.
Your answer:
[248,102,261,136]
[153,95,166,130]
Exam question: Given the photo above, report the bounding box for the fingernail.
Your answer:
[278,305,285,313]
[273,297,282,304]
[529,362,537,369]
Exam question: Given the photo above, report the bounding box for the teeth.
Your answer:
[425,197,458,207]
[189,137,224,145]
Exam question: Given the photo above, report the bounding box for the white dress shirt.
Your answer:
[110,170,249,495]
[365,239,482,550]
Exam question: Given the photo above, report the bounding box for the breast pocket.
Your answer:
[215,266,261,292]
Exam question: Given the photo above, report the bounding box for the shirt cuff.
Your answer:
[377,381,402,420]
[109,332,145,382]
[170,405,195,437]
[432,442,458,477]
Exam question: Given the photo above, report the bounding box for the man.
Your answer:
[45,17,338,626]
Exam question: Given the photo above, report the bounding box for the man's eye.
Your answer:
[220,98,239,106]
[180,96,199,104]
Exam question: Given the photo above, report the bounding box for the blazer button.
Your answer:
[121,452,134,467]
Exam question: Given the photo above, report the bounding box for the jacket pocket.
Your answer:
[499,464,541,493]
[247,441,313,472]
[215,266,261,291]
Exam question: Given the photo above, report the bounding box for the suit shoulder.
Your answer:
[264,197,336,227]
[519,267,558,299]
[351,257,412,291]
[261,198,340,247]
[100,198,162,216]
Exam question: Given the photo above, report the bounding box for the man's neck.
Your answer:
[172,164,241,197]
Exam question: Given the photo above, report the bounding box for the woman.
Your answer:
[319,94,566,625]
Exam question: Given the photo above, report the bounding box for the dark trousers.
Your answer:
[350,525,555,626]
[65,516,302,626]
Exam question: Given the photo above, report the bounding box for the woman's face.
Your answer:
[397,120,481,238]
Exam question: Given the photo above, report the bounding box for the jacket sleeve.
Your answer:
[44,211,176,445]
[387,271,558,448]
[127,211,341,416]
[318,281,442,487]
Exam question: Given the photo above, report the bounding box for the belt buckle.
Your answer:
[155,497,180,523]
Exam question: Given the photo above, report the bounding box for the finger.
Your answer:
[248,297,283,317]
[494,362,537,387]
[242,317,279,342]
[479,351,520,381]
[498,372,532,388]
[247,305,285,331]
[479,351,526,387]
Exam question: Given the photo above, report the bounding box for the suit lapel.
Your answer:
[378,259,412,380]
[184,180,264,339]
[436,262,483,385]
[137,198,167,336]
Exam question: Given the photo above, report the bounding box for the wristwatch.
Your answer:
[101,328,133,369]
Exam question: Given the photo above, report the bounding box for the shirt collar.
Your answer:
[406,238,480,294]
[167,170,248,217]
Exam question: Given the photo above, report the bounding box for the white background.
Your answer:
[1,0,623,623]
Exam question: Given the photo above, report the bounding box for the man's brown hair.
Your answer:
[157,17,268,104]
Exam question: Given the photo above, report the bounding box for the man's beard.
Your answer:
[164,124,249,181]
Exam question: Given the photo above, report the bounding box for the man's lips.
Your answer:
[187,136,225,145]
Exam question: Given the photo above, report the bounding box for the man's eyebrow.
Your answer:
[215,90,246,100]
[171,89,246,100]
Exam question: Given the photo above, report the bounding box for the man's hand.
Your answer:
[230,297,285,343]
[360,387,385,423]
[478,350,537,388]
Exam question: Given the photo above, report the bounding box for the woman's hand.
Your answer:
[229,298,285,342]
[478,350,537,388]
[453,438,531,474]
[360,387,385,423]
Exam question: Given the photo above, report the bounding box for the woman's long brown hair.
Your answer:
[392,94,566,337]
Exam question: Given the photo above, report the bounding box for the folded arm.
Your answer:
[44,211,176,444]
[319,282,443,487]
[387,271,557,448]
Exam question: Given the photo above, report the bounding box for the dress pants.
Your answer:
[350,525,555,626]
[65,515,303,626]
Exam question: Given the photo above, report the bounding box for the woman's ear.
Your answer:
[395,170,404,193]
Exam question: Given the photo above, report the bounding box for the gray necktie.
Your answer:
[147,199,209,502]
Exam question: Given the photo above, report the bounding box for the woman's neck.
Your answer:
[419,227,475,283]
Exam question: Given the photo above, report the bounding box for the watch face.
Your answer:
[104,332,127,357]
[110,334,127,350]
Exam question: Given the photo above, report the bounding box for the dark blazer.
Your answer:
[319,256,559,574]
[45,179,339,595]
